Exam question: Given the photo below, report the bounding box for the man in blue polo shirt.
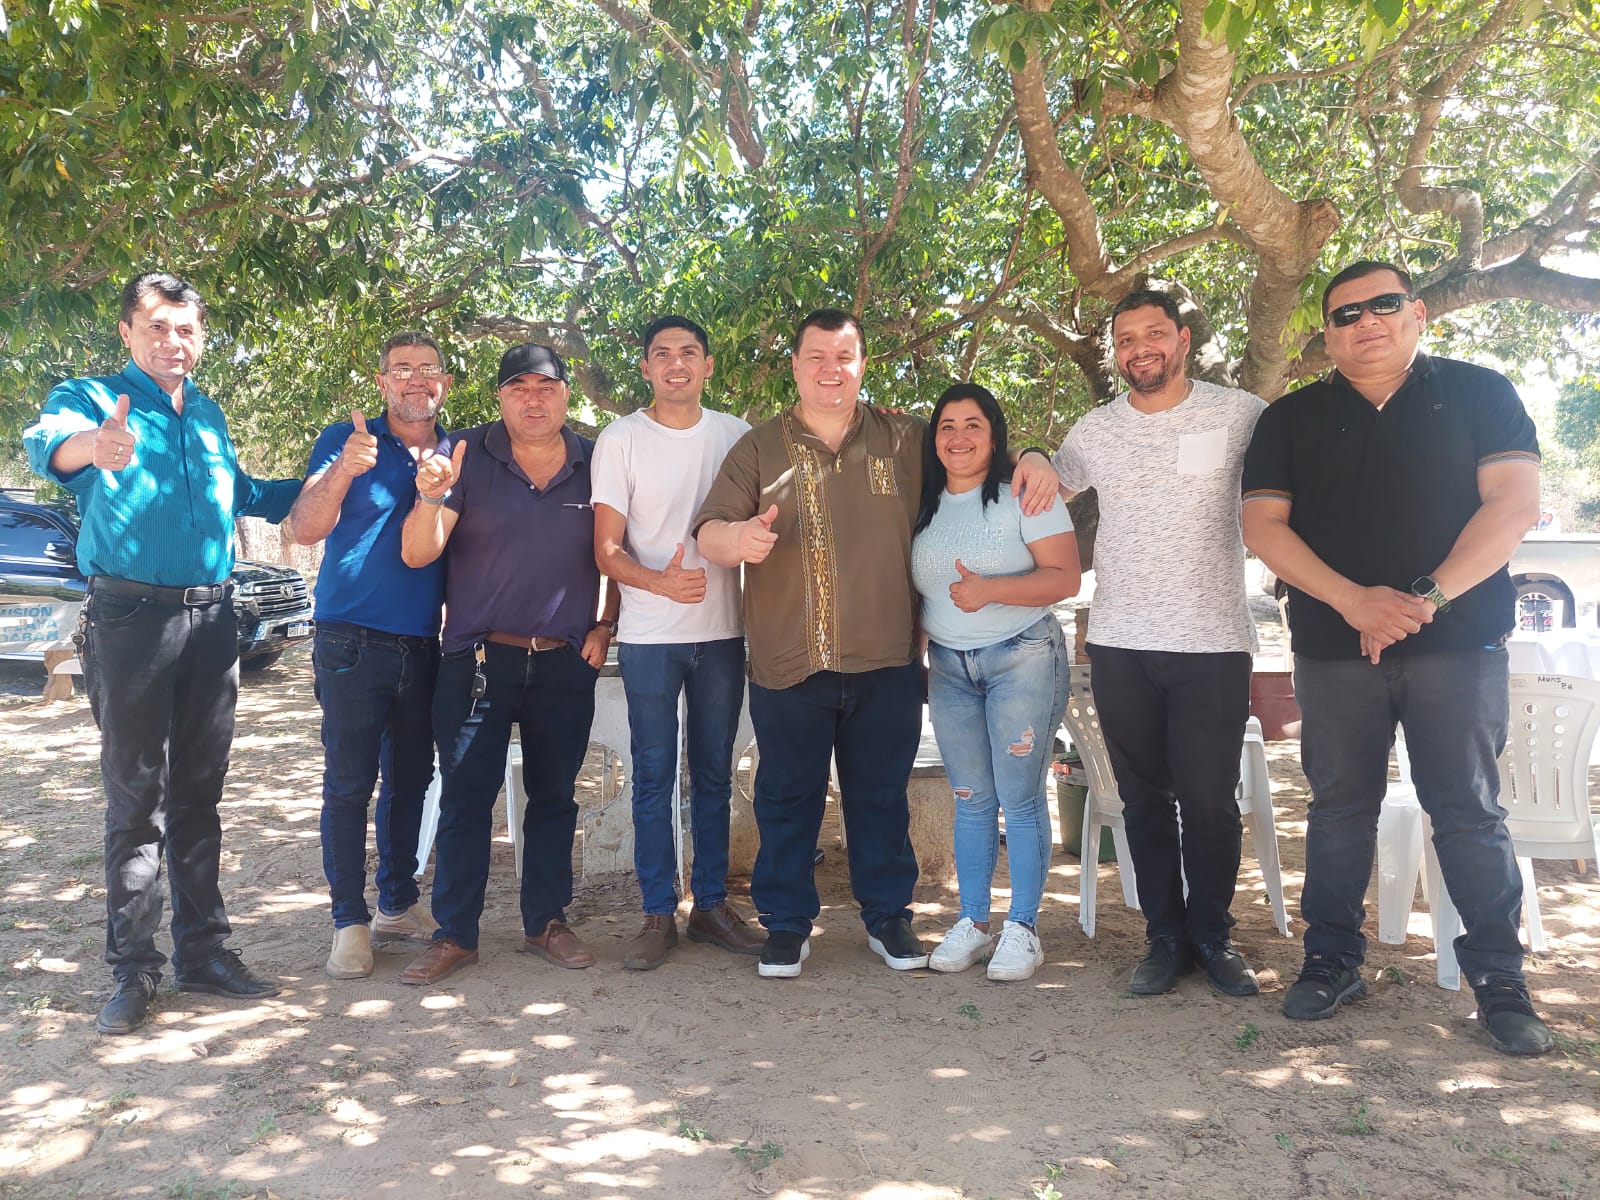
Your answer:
[23,272,301,1035]
[395,343,619,986]
[290,332,452,980]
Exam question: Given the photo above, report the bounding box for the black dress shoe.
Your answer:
[867,917,930,970]
[1193,940,1260,997]
[96,975,157,1035]
[174,948,282,998]
[1129,936,1194,995]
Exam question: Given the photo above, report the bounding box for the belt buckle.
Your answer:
[182,585,216,606]
[533,637,560,652]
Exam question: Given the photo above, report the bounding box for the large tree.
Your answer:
[2,0,1595,480]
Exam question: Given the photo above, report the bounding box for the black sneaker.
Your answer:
[1282,955,1366,1020]
[758,931,810,979]
[867,917,930,970]
[174,948,282,998]
[1129,936,1194,995]
[96,974,158,1035]
[1474,978,1553,1057]
[1193,940,1260,997]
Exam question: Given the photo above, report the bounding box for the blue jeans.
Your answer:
[618,638,745,914]
[748,663,923,936]
[313,623,438,928]
[1294,648,1525,986]
[429,641,597,950]
[928,615,1069,927]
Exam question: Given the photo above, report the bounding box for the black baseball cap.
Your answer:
[497,343,568,386]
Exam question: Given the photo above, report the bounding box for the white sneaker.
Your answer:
[986,921,1044,982]
[929,918,995,974]
[326,925,374,979]
[372,904,439,944]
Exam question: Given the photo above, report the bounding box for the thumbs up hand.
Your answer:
[655,542,708,604]
[416,437,466,500]
[339,408,380,478]
[737,504,780,564]
[94,394,137,472]
[949,558,990,612]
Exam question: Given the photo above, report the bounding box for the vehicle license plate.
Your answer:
[287,622,311,637]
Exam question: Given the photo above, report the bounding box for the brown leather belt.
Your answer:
[486,631,566,652]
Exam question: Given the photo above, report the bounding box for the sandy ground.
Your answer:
[1,619,1598,1200]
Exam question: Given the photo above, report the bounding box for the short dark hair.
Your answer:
[1322,261,1414,316]
[642,315,710,356]
[914,382,1011,535]
[1110,289,1183,331]
[379,331,444,371]
[120,272,206,326]
[793,308,866,358]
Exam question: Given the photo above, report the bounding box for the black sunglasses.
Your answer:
[1328,292,1413,327]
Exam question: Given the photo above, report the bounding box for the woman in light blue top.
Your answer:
[912,383,1081,981]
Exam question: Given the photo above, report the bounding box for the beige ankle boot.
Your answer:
[326,925,374,979]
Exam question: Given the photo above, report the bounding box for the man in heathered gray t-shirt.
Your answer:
[1053,289,1266,999]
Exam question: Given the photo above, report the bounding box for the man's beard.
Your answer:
[388,395,440,424]
[1120,354,1182,394]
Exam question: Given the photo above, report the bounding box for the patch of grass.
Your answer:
[670,1106,708,1141]
[1336,1103,1375,1136]
[329,1056,366,1080]
[1490,1146,1524,1168]
[65,850,100,869]
[164,1180,246,1200]
[251,1112,279,1142]
[956,1002,980,1023]
[1233,1022,1262,1050]
[1377,965,1405,985]
[1549,1030,1600,1060]
[1273,1132,1293,1151]
[1547,1137,1564,1152]
[731,1140,783,1171]
[98,1089,136,1112]
[0,917,17,931]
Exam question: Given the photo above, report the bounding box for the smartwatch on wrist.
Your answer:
[1410,576,1450,613]
[593,618,617,633]
[1019,446,1052,464]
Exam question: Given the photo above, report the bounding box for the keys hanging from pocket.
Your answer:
[470,643,488,715]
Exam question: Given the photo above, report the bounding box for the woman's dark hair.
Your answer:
[915,383,1010,534]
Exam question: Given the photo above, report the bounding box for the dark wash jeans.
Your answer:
[748,662,922,937]
[618,637,745,914]
[85,585,239,984]
[1084,644,1252,944]
[1294,648,1525,986]
[313,622,438,928]
[429,640,597,949]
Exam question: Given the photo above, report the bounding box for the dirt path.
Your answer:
[1,648,1597,1200]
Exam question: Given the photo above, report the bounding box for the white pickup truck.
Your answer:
[1510,533,1600,631]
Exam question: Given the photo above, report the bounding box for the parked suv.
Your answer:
[0,488,313,671]
[1509,532,1600,632]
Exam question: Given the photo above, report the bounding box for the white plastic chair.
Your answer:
[1498,673,1600,951]
[1237,717,1292,937]
[414,751,526,878]
[1373,733,1462,989]
[1060,679,1140,938]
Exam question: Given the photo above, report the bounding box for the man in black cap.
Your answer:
[396,343,619,985]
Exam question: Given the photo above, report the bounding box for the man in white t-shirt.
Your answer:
[1053,290,1266,999]
[591,316,765,969]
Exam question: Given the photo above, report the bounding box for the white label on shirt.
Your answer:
[1176,427,1227,475]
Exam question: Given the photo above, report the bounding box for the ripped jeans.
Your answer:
[927,615,1070,927]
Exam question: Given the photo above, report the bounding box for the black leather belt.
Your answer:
[90,576,232,607]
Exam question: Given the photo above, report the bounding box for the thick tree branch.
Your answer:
[1395,0,1521,274]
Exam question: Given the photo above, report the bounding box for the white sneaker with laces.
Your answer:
[929,917,995,974]
[986,921,1044,982]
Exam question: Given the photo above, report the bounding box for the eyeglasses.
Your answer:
[1327,292,1413,328]
[384,365,445,380]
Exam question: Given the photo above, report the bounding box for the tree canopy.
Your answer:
[2,0,1597,475]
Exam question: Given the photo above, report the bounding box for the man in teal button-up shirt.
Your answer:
[22,272,301,1035]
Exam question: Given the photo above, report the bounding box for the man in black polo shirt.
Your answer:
[1242,260,1551,1056]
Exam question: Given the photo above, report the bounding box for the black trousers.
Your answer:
[1084,644,1251,943]
[85,584,239,984]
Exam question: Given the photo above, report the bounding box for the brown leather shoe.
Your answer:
[398,938,479,986]
[521,919,595,969]
[623,913,680,971]
[686,902,767,957]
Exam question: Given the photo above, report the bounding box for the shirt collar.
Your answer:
[482,421,586,482]
[119,359,198,409]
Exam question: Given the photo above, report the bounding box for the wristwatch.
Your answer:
[593,618,617,632]
[1410,576,1451,613]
